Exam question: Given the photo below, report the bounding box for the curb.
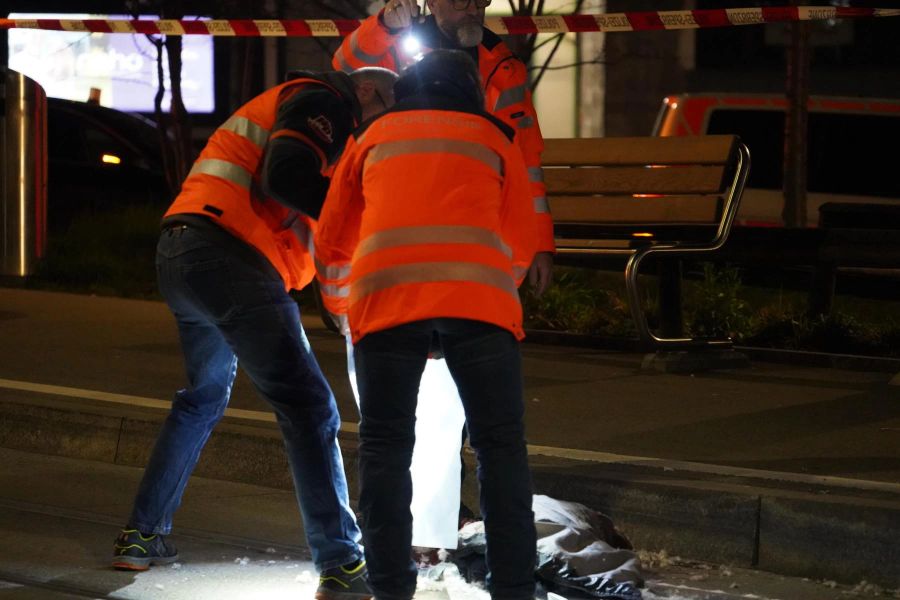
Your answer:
[1,395,898,588]
[735,345,900,374]
[524,329,900,374]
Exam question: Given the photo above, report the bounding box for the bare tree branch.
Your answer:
[513,0,586,91]
[532,34,561,52]
[530,32,564,89]
[165,33,192,184]
[528,56,607,72]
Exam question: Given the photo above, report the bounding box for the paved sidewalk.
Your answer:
[1,288,899,588]
[1,448,894,600]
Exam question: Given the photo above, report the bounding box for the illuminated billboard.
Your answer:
[8,14,215,113]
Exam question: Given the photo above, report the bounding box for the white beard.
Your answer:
[455,22,483,47]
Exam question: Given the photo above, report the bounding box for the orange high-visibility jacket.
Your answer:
[332,13,554,254]
[314,106,539,344]
[165,77,351,291]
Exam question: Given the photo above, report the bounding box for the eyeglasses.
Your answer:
[450,0,491,10]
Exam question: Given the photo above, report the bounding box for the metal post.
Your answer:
[1,68,47,279]
[782,1,811,229]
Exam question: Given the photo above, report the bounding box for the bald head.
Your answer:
[350,67,399,121]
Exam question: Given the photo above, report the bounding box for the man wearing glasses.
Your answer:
[333,0,553,291]
[332,0,552,560]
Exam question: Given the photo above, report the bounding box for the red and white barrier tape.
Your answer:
[0,7,897,36]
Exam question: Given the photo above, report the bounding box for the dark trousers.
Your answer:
[354,318,536,600]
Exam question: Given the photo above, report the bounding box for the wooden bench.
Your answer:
[542,134,750,350]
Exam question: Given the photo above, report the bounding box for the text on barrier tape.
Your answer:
[0,7,898,36]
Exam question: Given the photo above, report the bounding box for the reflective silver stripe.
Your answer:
[527,167,544,183]
[334,50,354,73]
[351,261,518,304]
[533,196,550,214]
[290,219,312,253]
[517,116,535,129]
[388,46,403,70]
[348,30,384,66]
[355,226,512,261]
[513,265,529,281]
[220,116,269,148]
[188,159,253,189]
[321,283,350,299]
[365,138,502,176]
[315,258,352,282]
[333,313,350,335]
[493,84,527,111]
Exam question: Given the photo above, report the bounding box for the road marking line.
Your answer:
[3,377,900,495]
[0,377,289,426]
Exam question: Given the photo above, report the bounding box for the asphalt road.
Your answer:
[1,287,899,483]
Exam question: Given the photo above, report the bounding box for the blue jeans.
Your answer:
[354,319,536,600]
[129,222,362,570]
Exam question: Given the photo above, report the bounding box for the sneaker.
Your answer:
[315,559,372,600]
[413,546,441,569]
[111,528,179,571]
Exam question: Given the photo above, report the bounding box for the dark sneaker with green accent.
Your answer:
[315,559,372,600]
[111,528,179,571]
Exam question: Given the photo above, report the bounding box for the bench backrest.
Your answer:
[543,135,747,252]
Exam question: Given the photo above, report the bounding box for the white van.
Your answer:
[653,93,900,228]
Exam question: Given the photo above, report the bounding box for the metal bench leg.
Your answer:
[658,258,684,339]
[809,260,836,316]
[625,248,656,349]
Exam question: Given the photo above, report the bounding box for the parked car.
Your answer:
[46,98,173,232]
[653,93,900,228]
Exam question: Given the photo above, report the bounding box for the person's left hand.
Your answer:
[527,251,554,297]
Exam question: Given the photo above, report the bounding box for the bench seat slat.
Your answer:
[541,135,738,166]
[548,194,722,224]
[554,223,720,245]
[544,165,727,195]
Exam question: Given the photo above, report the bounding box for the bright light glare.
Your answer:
[402,35,425,61]
[108,557,491,599]
[101,153,121,165]
[114,560,319,599]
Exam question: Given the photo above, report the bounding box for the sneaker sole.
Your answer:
[314,592,372,600]
[111,554,179,571]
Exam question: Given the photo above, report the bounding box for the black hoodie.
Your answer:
[260,71,362,219]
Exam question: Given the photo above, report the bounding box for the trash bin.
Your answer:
[1,67,47,277]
